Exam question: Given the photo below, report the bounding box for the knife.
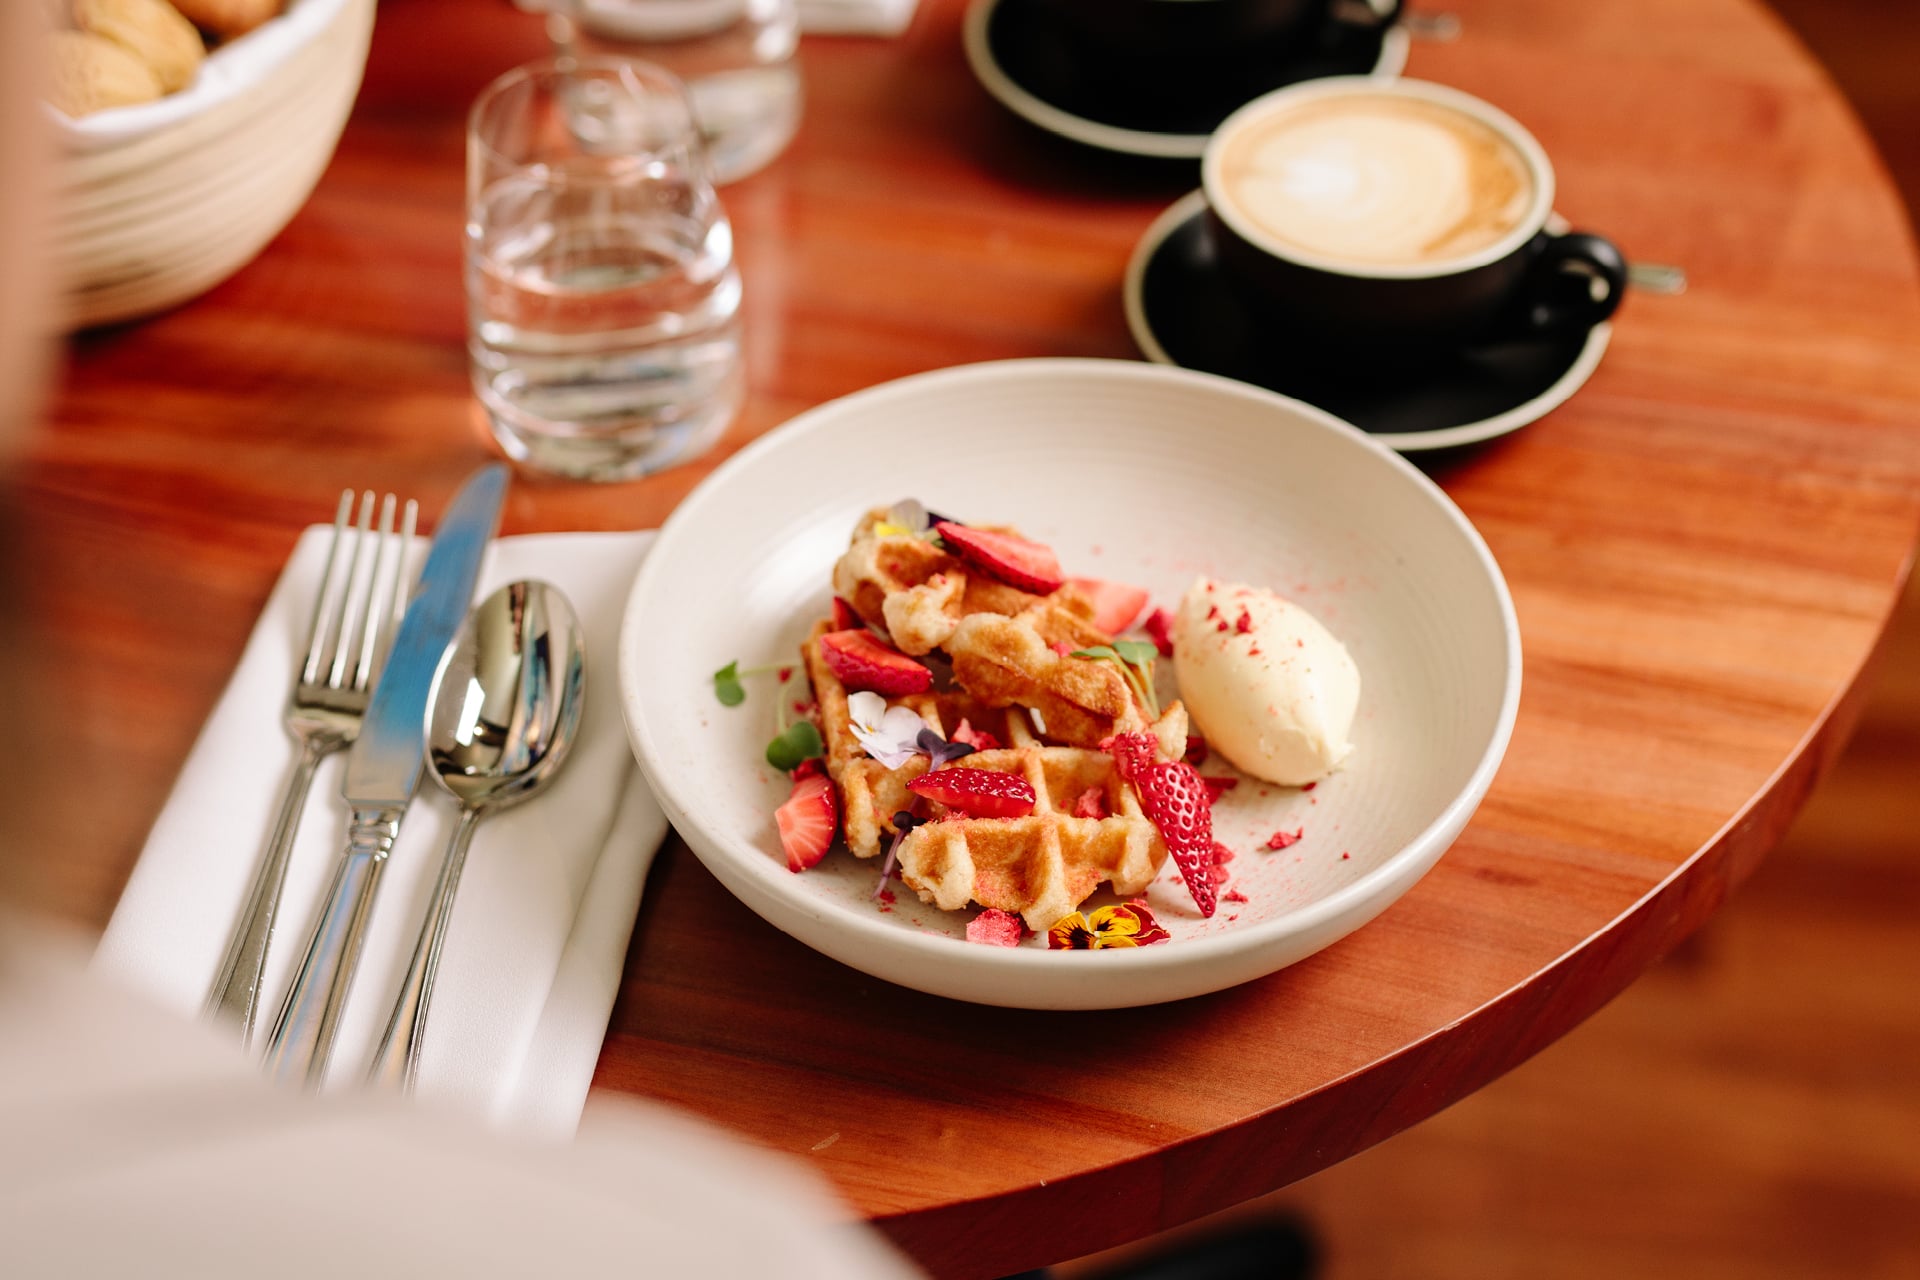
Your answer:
[261,464,508,1087]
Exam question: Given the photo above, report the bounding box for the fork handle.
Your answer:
[261,804,405,1088]
[205,736,337,1041]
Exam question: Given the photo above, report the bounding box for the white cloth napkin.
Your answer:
[513,0,920,39]
[797,0,920,36]
[95,529,665,1139]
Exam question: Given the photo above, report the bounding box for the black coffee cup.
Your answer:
[1200,78,1626,362]
[1033,0,1402,59]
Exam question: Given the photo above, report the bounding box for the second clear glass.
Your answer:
[554,0,802,185]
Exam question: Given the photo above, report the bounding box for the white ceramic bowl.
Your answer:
[618,358,1521,1008]
[50,0,373,328]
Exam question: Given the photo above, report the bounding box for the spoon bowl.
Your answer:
[368,579,586,1089]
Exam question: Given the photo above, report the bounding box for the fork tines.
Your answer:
[303,490,419,703]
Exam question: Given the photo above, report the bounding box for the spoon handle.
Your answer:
[368,807,483,1091]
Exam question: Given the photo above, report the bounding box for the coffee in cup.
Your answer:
[1201,78,1625,356]
[1035,0,1400,61]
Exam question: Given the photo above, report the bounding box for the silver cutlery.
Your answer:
[207,489,417,1042]
[261,464,509,1087]
[1628,262,1689,295]
[368,580,586,1091]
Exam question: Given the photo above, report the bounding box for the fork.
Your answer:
[205,490,418,1042]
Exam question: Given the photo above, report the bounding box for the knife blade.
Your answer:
[261,464,508,1086]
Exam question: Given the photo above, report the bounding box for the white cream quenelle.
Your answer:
[1171,578,1360,786]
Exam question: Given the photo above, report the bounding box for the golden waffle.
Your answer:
[802,619,1025,859]
[944,599,1150,749]
[829,510,1047,655]
[894,712,1167,931]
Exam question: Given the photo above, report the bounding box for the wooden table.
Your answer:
[20,0,1920,1274]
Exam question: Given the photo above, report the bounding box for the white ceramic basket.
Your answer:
[50,0,374,328]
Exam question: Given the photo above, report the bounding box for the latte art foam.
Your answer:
[1217,95,1535,267]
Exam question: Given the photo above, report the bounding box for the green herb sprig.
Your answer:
[1070,641,1161,718]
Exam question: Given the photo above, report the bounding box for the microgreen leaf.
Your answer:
[1113,640,1158,667]
[713,661,746,707]
[765,720,824,772]
[1070,646,1118,661]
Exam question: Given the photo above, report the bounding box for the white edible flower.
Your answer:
[847,691,929,769]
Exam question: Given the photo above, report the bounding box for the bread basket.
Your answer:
[51,0,374,328]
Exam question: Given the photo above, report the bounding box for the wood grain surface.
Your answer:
[13,0,1920,1275]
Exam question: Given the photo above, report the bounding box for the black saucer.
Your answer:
[1124,192,1612,451]
[964,0,1407,157]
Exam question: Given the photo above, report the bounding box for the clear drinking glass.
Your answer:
[466,58,744,481]
[552,0,802,185]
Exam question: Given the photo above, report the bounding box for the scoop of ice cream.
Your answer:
[1171,578,1359,786]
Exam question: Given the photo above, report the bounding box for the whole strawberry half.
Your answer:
[1131,760,1218,918]
[819,629,932,695]
[907,767,1037,819]
[1068,577,1150,635]
[934,522,1065,594]
[776,774,838,873]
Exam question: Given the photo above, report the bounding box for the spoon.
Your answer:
[368,579,586,1091]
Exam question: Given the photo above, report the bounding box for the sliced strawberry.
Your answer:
[830,596,860,631]
[1103,731,1160,783]
[819,629,931,695]
[776,774,838,873]
[934,522,1065,594]
[1068,577,1150,635]
[1143,607,1176,657]
[1131,761,1218,917]
[907,767,1037,819]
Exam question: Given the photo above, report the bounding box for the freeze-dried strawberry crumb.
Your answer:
[1143,607,1175,657]
[1211,842,1236,866]
[1341,851,1350,860]
[1206,604,1220,621]
[793,701,815,716]
[1223,889,1249,904]
[1200,776,1238,805]
[1265,828,1303,850]
[1234,610,1253,634]
[1185,735,1209,766]
[966,908,1024,947]
[1216,621,1229,633]
[1072,786,1108,819]
[777,667,793,683]
[1247,646,1262,657]
[876,888,896,905]
[950,719,1001,752]
[1301,781,1317,791]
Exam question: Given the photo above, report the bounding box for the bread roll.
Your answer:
[47,28,164,115]
[168,0,281,38]
[73,0,205,94]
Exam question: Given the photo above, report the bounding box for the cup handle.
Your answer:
[1331,0,1404,29]
[1516,231,1628,335]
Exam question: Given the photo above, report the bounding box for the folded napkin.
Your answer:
[797,0,920,36]
[95,530,665,1139]
[513,0,920,39]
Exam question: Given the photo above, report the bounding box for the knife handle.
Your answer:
[261,804,405,1088]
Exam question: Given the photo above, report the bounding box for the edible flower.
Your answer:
[1046,902,1172,950]
[848,691,930,769]
[873,497,946,540]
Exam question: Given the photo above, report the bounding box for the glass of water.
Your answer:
[467,58,744,481]
[550,0,802,185]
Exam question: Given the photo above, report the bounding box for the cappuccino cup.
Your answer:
[1201,78,1626,359]
[1034,0,1400,60]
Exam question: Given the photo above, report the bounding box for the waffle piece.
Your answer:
[945,602,1149,748]
[895,713,1168,931]
[803,619,1024,859]
[830,510,1047,655]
